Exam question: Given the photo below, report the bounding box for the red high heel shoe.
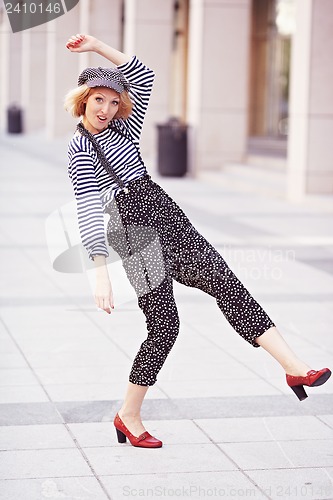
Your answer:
[114,413,163,448]
[286,368,331,401]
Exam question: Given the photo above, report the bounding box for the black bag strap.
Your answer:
[76,121,129,192]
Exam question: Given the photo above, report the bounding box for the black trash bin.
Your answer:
[7,104,23,133]
[157,118,187,176]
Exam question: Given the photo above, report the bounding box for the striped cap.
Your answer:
[77,66,130,93]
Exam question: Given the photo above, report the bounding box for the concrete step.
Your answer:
[198,162,287,199]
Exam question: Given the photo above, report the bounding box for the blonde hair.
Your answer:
[64,84,133,120]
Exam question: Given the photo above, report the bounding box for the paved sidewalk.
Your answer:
[0,132,333,500]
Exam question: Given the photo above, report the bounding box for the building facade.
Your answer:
[0,0,332,199]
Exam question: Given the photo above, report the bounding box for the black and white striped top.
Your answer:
[67,56,155,260]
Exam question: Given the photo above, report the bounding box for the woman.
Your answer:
[64,34,331,449]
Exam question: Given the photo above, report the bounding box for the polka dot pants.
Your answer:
[105,175,275,386]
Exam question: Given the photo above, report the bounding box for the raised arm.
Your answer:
[67,34,155,142]
[66,34,131,66]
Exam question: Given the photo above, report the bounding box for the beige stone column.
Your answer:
[123,0,174,159]
[88,0,123,67]
[0,9,11,131]
[187,0,252,174]
[0,10,24,132]
[45,0,124,138]
[21,26,47,132]
[187,0,204,175]
[8,32,23,106]
[45,2,80,137]
[287,0,333,199]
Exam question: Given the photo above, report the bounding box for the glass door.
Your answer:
[249,0,295,142]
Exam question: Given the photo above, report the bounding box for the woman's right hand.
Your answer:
[66,34,99,53]
[66,33,131,66]
[92,256,114,314]
[94,277,114,314]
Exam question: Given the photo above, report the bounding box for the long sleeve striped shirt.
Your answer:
[67,56,155,260]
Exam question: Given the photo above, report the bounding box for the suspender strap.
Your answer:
[76,121,129,192]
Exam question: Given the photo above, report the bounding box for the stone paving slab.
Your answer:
[0,477,108,500]
[101,471,268,500]
[195,415,333,443]
[0,386,50,404]
[0,448,93,479]
[218,439,333,469]
[246,468,333,500]
[68,419,211,448]
[0,403,63,426]
[83,443,237,476]
[0,424,76,451]
[319,414,333,427]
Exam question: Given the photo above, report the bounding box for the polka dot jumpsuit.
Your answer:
[105,174,275,387]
